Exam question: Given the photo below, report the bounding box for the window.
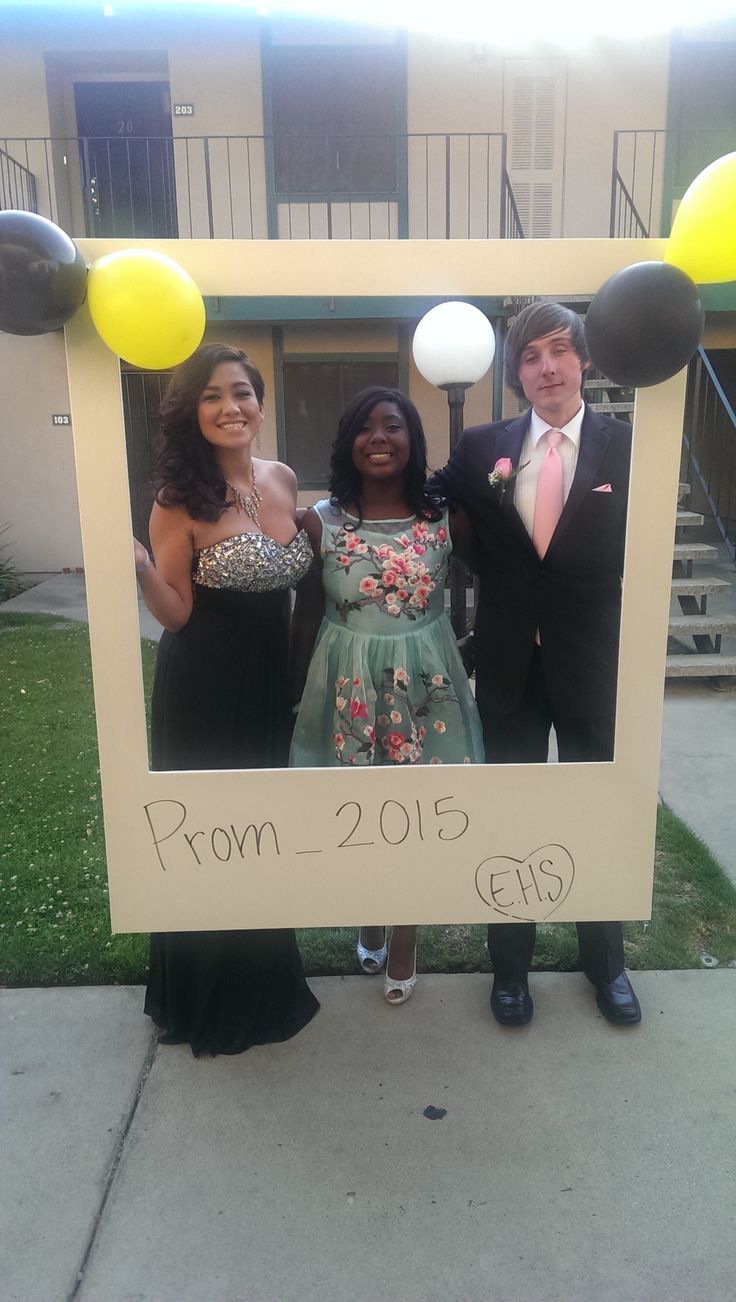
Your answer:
[121,367,170,547]
[670,42,736,199]
[503,59,566,237]
[269,45,402,197]
[283,356,400,486]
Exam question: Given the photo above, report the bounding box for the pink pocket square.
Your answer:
[592,483,612,493]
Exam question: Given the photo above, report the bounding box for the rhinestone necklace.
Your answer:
[226,466,263,528]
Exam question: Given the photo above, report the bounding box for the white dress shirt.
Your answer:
[513,403,585,539]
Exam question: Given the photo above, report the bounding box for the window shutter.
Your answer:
[504,60,566,237]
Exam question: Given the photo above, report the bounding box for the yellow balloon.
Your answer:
[87,249,205,369]
[665,151,736,285]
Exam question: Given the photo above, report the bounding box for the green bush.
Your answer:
[0,525,26,601]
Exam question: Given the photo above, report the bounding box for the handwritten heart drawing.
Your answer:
[474,844,575,921]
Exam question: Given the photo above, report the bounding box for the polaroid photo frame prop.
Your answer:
[67,237,683,932]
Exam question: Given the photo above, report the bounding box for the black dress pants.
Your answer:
[477,646,625,986]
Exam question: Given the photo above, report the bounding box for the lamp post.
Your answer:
[412,301,496,635]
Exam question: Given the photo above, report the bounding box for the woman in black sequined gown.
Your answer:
[133,344,318,1056]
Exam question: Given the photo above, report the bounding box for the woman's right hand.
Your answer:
[456,630,476,678]
[133,538,150,573]
[134,504,196,632]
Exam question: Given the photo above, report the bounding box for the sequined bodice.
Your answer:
[193,528,313,593]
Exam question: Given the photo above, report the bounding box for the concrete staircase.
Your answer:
[584,376,634,417]
[587,374,736,682]
[666,484,736,680]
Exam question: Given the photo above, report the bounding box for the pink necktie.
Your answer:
[532,428,564,558]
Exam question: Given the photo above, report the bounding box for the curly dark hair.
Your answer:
[153,343,265,522]
[328,387,442,527]
[504,301,588,403]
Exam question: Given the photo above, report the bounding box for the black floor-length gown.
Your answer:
[144,530,319,1056]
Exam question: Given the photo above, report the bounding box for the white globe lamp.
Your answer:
[412,300,495,388]
[413,301,496,635]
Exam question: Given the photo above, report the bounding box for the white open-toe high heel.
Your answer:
[357,928,388,975]
[384,940,417,1006]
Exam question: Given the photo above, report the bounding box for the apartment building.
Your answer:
[1,4,735,570]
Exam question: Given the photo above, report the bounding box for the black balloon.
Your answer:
[585,261,704,388]
[0,210,87,336]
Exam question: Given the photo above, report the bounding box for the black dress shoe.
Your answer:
[490,977,533,1027]
[595,972,641,1025]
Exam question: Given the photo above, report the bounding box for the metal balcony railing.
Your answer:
[0,133,524,242]
[683,348,736,563]
[610,127,736,240]
[0,144,38,214]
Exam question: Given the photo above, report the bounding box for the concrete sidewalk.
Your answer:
[6,570,162,642]
[3,972,736,1302]
[659,681,736,884]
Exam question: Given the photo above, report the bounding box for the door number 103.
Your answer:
[336,795,469,848]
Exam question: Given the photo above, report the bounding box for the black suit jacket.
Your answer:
[434,407,632,719]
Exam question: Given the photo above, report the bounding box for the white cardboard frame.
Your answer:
[66,237,682,933]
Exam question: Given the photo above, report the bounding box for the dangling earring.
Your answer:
[256,431,263,452]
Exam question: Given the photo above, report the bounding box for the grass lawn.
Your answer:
[2,609,735,986]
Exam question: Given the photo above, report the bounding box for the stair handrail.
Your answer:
[697,346,736,428]
[609,171,649,238]
[684,346,736,564]
[0,143,38,213]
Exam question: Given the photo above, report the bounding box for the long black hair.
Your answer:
[153,343,265,523]
[328,386,442,527]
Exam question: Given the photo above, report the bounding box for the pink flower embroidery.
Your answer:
[350,698,368,720]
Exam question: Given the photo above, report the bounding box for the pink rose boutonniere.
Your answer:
[488,456,529,497]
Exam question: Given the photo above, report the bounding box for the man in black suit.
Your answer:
[435,301,641,1028]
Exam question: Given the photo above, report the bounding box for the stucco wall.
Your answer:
[562,38,671,237]
[0,331,83,572]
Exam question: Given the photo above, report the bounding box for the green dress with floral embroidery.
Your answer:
[291,501,484,768]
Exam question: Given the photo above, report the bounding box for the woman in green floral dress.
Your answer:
[290,387,483,1005]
